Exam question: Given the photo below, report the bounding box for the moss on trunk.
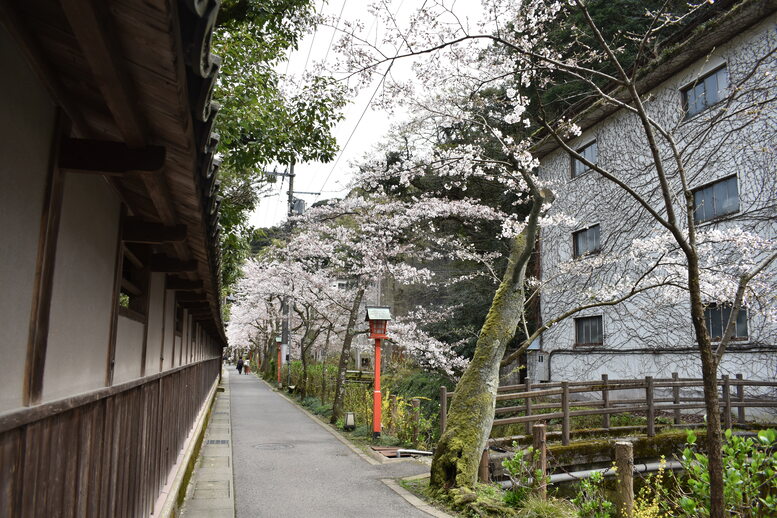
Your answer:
[430,232,532,489]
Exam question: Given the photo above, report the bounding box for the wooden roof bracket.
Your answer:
[59,138,166,174]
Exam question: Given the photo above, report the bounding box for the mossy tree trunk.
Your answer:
[330,286,366,424]
[430,186,548,490]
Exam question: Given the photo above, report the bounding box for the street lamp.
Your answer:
[275,336,282,385]
[366,306,392,440]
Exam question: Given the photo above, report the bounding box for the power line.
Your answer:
[322,0,348,64]
[315,61,394,198]
[302,0,325,73]
[315,0,421,198]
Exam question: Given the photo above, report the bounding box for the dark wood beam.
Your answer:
[0,1,90,133]
[176,292,208,303]
[24,115,65,405]
[166,278,203,291]
[59,138,166,174]
[60,0,146,148]
[122,219,187,244]
[148,255,197,273]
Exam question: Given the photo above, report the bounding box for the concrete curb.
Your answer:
[381,478,455,518]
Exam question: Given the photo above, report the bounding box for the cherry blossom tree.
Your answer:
[333,0,777,506]
[288,194,509,423]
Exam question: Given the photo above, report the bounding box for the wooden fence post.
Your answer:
[439,387,447,434]
[524,379,533,435]
[645,376,655,437]
[390,395,398,434]
[736,373,746,425]
[615,441,634,517]
[478,449,490,483]
[672,372,681,425]
[561,381,570,446]
[602,374,610,429]
[411,398,420,443]
[532,424,547,500]
[722,375,732,430]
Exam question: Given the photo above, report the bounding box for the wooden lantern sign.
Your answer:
[365,306,392,339]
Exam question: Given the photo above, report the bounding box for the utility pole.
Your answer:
[269,161,318,388]
[282,161,295,387]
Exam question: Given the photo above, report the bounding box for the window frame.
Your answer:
[118,244,148,323]
[703,303,749,343]
[572,224,602,258]
[692,174,740,224]
[574,315,604,347]
[681,64,729,120]
[570,140,598,178]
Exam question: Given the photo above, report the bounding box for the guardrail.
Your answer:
[440,373,777,446]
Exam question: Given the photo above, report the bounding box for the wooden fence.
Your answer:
[440,373,777,446]
[0,357,220,518]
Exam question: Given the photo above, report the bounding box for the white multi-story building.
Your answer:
[528,6,777,383]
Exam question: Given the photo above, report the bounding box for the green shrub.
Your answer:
[673,428,777,516]
[571,471,614,518]
[502,444,550,507]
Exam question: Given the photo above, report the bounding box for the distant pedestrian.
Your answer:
[237,357,244,375]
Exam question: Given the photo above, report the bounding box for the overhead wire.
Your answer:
[302,0,325,73]
[315,0,417,199]
[322,0,349,64]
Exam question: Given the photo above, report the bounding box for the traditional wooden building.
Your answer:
[0,0,226,515]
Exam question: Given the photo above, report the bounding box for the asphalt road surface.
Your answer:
[230,371,431,517]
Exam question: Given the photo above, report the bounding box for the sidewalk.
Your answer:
[229,369,434,518]
[179,368,235,518]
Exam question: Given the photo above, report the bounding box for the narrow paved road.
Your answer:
[230,370,431,517]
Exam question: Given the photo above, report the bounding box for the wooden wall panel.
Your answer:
[0,358,219,517]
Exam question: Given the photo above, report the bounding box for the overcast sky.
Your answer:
[249,0,482,228]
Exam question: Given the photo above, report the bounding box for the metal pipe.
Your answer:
[499,460,683,487]
[395,449,433,458]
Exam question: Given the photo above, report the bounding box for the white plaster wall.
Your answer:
[0,26,56,412]
[174,335,182,366]
[535,16,777,384]
[145,273,166,374]
[43,174,120,402]
[183,311,191,364]
[113,316,144,384]
[163,290,176,370]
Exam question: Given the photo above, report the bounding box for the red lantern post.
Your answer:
[366,306,392,440]
[275,336,282,385]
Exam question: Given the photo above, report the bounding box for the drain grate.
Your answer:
[206,439,230,445]
[253,443,294,450]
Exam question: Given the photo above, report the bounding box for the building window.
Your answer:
[119,245,147,321]
[573,224,601,258]
[693,175,739,223]
[575,315,603,346]
[571,140,597,178]
[704,304,748,341]
[682,65,728,118]
[175,302,184,336]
